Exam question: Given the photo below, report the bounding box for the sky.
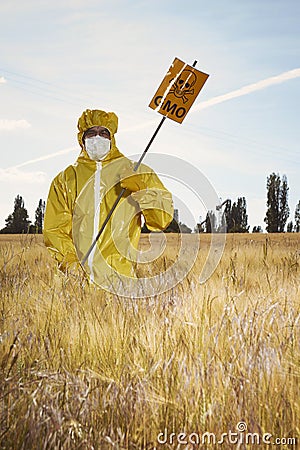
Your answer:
[0,0,299,231]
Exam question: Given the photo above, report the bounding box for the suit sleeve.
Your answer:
[43,170,79,271]
[131,169,174,231]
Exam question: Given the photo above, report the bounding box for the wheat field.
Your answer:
[0,233,299,449]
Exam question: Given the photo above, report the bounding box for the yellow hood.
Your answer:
[77,108,122,163]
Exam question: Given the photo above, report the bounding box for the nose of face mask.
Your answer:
[85,136,111,161]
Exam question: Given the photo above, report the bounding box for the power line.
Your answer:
[0,67,93,105]
[181,122,299,165]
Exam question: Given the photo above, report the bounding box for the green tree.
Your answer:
[294,201,300,232]
[279,175,290,231]
[178,222,192,233]
[205,211,216,233]
[1,195,31,234]
[195,222,205,233]
[2,214,13,232]
[164,218,180,233]
[264,173,289,232]
[224,200,233,232]
[223,197,249,232]
[34,199,46,233]
[230,197,249,232]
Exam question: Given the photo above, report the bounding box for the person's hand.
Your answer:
[119,166,147,192]
[58,259,86,283]
[66,261,87,285]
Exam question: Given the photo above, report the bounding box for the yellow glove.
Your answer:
[64,261,87,284]
[120,166,147,192]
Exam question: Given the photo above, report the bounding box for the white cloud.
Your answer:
[0,76,6,83]
[0,119,31,131]
[193,68,300,112]
[0,167,46,183]
[13,146,77,169]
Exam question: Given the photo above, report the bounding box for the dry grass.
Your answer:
[0,233,299,449]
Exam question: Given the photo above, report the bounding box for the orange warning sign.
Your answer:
[149,57,209,123]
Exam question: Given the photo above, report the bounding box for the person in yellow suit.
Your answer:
[43,109,174,287]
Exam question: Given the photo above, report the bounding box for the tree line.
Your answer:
[0,196,45,234]
[1,172,299,234]
[196,173,299,233]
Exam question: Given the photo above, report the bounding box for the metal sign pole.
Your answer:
[81,60,198,267]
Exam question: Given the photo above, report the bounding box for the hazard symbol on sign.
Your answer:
[149,57,209,123]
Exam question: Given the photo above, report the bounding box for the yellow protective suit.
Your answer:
[43,109,174,284]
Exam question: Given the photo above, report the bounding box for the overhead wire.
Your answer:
[0,67,139,120]
[1,67,299,166]
[0,67,97,106]
[181,121,299,166]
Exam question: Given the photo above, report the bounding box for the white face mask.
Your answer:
[85,136,111,161]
